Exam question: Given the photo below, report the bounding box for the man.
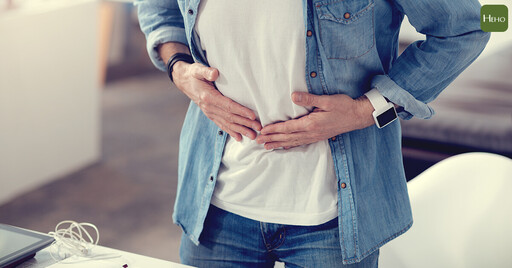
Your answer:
[136,0,489,266]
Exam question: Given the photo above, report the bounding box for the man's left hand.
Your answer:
[256,92,375,150]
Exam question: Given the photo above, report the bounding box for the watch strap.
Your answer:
[166,53,194,82]
[364,88,388,112]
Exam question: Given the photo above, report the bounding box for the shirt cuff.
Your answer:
[146,26,188,72]
[371,74,435,120]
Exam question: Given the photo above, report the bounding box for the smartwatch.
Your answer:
[364,89,398,129]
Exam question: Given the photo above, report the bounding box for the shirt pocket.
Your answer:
[315,0,375,60]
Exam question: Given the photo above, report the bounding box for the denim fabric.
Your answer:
[180,205,379,268]
[135,0,490,264]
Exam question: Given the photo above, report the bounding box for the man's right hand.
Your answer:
[172,61,262,142]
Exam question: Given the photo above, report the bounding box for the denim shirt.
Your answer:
[136,0,489,264]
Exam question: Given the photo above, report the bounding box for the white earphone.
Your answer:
[48,220,99,260]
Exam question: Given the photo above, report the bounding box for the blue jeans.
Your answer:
[180,205,379,267]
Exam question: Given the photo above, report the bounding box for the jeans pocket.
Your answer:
[315,0,375,59]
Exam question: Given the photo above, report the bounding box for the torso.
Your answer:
[195,0,337,225]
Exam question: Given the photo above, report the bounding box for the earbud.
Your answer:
[48,221,99,260]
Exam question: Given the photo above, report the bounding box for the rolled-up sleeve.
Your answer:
[372,0,490,120]
[135,0,188,71]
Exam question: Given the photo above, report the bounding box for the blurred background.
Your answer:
[0,0,511,264]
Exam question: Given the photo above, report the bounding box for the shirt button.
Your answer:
[188,9,194,15]
[307,30,313,37]
[218,130,223,136]
[209,176,214,182]
[331,137,336,141]
[341,182,347,189]
[310,72,317,78]
[344,12,350,19]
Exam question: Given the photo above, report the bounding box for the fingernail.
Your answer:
[294,93,302,102]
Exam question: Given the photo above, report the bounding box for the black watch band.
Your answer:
[166,53,194,82]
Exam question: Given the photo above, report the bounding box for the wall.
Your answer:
[0,0,100,204]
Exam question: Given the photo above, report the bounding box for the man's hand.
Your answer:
[256,92,375,150]
[172,61,262,141]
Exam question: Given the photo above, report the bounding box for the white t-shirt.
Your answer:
[195,0,337,225]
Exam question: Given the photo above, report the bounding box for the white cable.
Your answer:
[48,220,100,261]
[48,220,132,265]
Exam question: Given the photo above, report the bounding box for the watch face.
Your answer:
[376,107,398,128]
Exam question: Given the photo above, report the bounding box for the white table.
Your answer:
[18,245,192,268]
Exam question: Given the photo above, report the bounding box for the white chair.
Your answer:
[380,152,512,268]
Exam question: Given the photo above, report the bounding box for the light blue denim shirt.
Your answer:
[136,0,489,264]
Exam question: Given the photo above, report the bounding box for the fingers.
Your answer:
[199,90,261,130]
[291,92,330,109]
[186,63,257,121]
[211,109,262,132]
[181,63,262,141]
[207,109,260,140]
[229,123,258,140]
[256,133,293,146]
[204,97,261,140]
[190,63,219,82]
[207,91,257,121]
[256,132,315,150]
[214,116,258,141]
[260,116,312,135]
[256,112,326,150]
[210,111,260,140]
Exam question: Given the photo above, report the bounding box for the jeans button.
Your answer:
[341,182,347,189]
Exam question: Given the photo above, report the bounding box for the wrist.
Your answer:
[171,61,189,84]
[166,53,194,83]
[364,89,398,128]
[355,95,375,129]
